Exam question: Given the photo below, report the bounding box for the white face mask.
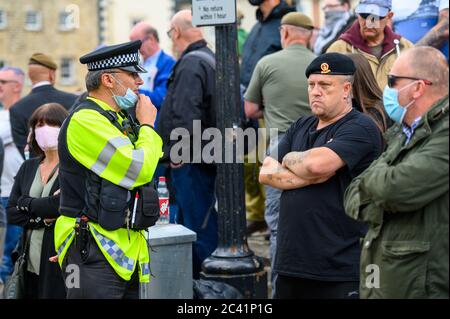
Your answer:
[34,125,60,151]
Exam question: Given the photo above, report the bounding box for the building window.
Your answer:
[59,5,80,31]
[60,58,75,85]
[25,10,42,31]
[0,10,7,29]
[174,0,191,11]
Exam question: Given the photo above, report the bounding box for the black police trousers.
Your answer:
[61,231,139,299]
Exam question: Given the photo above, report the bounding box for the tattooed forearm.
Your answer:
[283,151,312,169]
[416,9,449,49]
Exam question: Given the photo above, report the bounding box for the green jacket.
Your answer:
[344,96,449,299]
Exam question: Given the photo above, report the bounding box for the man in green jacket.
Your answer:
[344,46,449,299]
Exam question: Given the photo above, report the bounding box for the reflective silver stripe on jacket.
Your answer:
[119,148,145,189]
[90,137,131,175]
[58,231,75,256]
[90,136,145,188]
[91,227,135,272]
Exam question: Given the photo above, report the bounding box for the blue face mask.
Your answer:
[113,88,138,110]
[383,82,416,124]
[110,76,138,110]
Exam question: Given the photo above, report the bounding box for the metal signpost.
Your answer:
[192,0,268,299]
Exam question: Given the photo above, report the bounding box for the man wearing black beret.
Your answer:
[260,52,384,298]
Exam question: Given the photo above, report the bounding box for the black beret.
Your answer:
[305,53,356,78]
[79,40,147,73]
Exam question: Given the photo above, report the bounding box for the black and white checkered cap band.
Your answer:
[87,52,140,71]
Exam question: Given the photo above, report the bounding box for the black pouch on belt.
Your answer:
[130,181,159,230]
[97,179,130,230]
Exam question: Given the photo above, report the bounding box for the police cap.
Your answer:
[305,53,356,78]
[79,40,147,73]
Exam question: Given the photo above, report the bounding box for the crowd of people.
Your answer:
[0,0,448,299]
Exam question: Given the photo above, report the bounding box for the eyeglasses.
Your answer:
[387,75,433,88]
[0,79,18,85]
[167,27,174,39]
[358,13,386,20]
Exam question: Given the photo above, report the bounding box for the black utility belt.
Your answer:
[75,214,143,232]
[83,172,160,231]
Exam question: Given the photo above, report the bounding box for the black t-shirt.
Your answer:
[272,109,383,281]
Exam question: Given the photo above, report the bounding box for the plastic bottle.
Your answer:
[157,176,170,225]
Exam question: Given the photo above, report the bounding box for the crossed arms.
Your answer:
[259,147,346,190]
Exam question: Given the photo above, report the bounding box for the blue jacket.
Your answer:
[139,50,176,110]
[240,1,295,88]
[0,138,3,213]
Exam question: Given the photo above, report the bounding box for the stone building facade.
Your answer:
[0,0,359,94]
[0,0,99,94]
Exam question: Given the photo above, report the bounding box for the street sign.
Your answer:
[192,0,236,27]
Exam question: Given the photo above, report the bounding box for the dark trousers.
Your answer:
[62,232,139,299]
[275,274,360,299]
[24,271,39,299]
[171,164,218,279]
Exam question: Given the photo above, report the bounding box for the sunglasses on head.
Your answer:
[358,13,386,20]
[387,75,433,88]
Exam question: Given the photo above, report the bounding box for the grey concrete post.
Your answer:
[140,224,196,299]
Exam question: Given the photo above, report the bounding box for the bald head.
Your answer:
[172,10,194,32]
[170,10,204,57]
[130,21,159,42]
[401,47,449,95]
[390,46,449,126]
[129,21,160,60]
[28,64,56,85]
[280,25,312,49]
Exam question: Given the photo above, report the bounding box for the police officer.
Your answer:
[54,41,163,299]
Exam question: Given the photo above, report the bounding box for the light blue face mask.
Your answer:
[383,81,416,124]
[110,75,138,110]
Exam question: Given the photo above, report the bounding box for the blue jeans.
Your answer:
[0,199,5,275]
[0,202,5,228]
[171,164,218,279]
[264,185,281,298]
[0,197,23,283]
[264,133,285,298]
